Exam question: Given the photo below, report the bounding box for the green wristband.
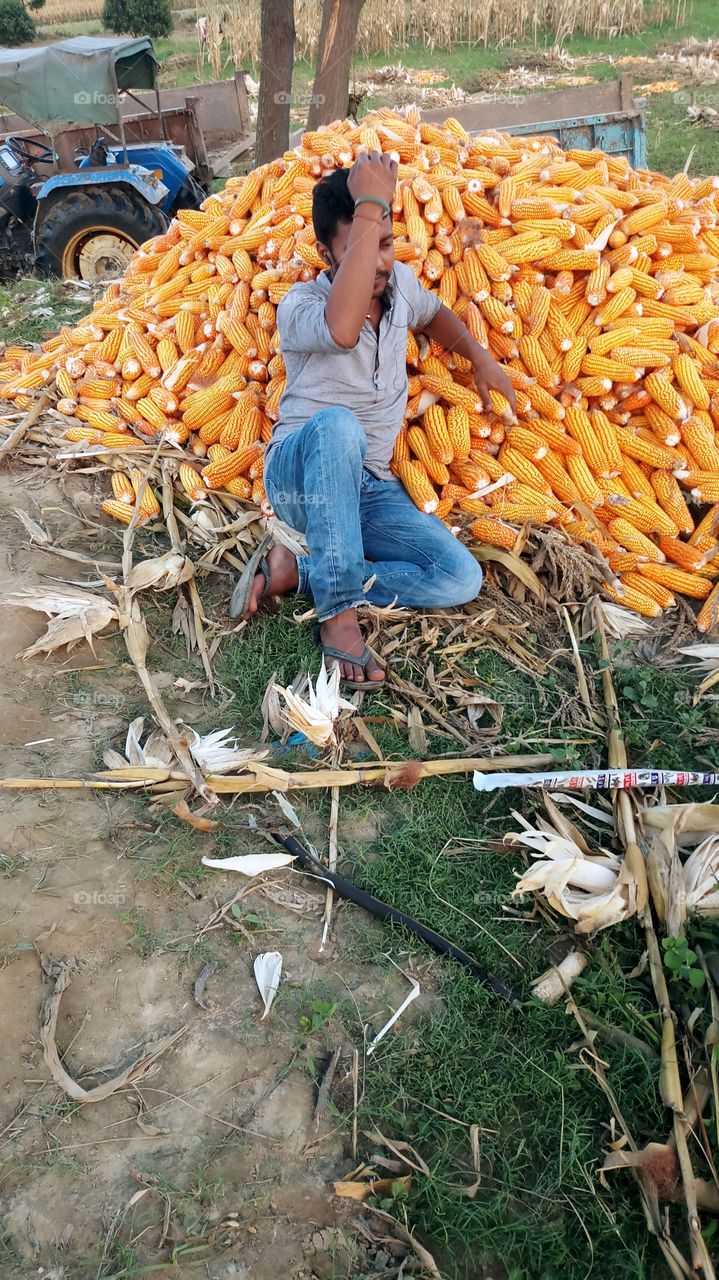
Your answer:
[354,195,391,215]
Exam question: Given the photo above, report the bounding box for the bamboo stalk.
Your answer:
[202,752,556,793]
[593,604,715,1280]
[0,752,555,796]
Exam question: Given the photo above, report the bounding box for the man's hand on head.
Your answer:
[347,150,397,207]
[471,347,518,419]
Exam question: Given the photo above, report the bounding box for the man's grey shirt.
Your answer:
[268,262,442,480]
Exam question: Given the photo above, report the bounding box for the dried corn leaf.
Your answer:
[275,664,356,748]
[202,852,295,876]
[254,950,282,1019]
[4,587,118,657]
[125,552,194,592]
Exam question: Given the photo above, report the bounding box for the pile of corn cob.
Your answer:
[2,108,719,627]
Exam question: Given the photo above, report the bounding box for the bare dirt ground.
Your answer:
[0,464,412,1280]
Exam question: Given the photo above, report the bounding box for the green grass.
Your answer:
[0,279,94,344]
[204,596,719,1279]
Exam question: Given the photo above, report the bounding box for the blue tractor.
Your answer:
[0,36,209,279]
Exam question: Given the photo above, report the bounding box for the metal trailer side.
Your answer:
[421,75,646,167]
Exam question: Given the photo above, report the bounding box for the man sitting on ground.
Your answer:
[231,150,515,690]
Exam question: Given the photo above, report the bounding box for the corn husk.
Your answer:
[274,664,356,748]
[4,587,118,657]
[509,811,634,934]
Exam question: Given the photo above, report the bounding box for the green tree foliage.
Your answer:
[102,0,172,40]
[0,0,36,44]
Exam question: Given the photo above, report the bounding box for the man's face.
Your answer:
[317,214,395,298]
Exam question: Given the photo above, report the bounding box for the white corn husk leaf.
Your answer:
[596,600,652,639]
[677,644,719,670]
[4,587,118,656]
[274,663,356,748]
[182,724,265,774]
[125,552,194,593]
[641,801,719,846]
[253,951,282,1019]
[102,718,176,771]
[684,834,719,914]
[510,821,630,934]
[202,852,296,876]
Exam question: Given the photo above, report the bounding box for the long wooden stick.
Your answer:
[593,603,714,1280]
[0,752,555,796]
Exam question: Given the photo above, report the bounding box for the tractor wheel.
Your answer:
[34,185,168,281]
[169,174,208,216]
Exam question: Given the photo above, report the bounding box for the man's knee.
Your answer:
[443,545,483,605]
[304,407,365,453]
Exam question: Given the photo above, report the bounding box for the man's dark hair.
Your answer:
[312,168,354,245]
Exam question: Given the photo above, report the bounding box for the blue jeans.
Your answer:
[264,407,483,623]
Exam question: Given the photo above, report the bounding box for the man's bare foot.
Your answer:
[243,545,299,620]
[321,608,384,686]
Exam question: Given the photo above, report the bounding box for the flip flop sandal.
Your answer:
[229,532,273,620]
[313,623,385,692]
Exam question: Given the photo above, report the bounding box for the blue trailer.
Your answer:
[423,74,646,169]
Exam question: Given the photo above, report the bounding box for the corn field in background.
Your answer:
[202,0,689,66]
[37,0,688,57]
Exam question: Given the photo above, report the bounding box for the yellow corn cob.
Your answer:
[679,415,719,472]
[675,471,719,504]
[407,426,449,485]
[689,505,719,549]
[395,460,439,513]
[518,335,557,387]
[607,550,650,573]
[619,457,655,502]
[657,535,708,573]
[63,426,103,443]
[446,405,470,460]
[393,428,410,464]
[621,572,676,608]
[422,404,454,463]
[607,518,665,562]
[638,562,713,599]
[201,442,263,489]
[503,425,548,461]
[532,453,581,504]
[605,492,679,536]
[563,405,622,477]
[111,472,135,504]
[650,471,695,536]
[468,515,518,549]
[226,476,253,499]
[581,354,640,383]
[603,581,662,617]
[566,456,603,508]
[102,499,148,527]
[179,463,206,502]
[129,470,161,517]
[529,417,580,456]
[697,581,719,633]
[673,353,711,411]
[617,430,684,471]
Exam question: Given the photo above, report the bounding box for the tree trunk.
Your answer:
[255,0,295,166]
[306,0,367,132]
